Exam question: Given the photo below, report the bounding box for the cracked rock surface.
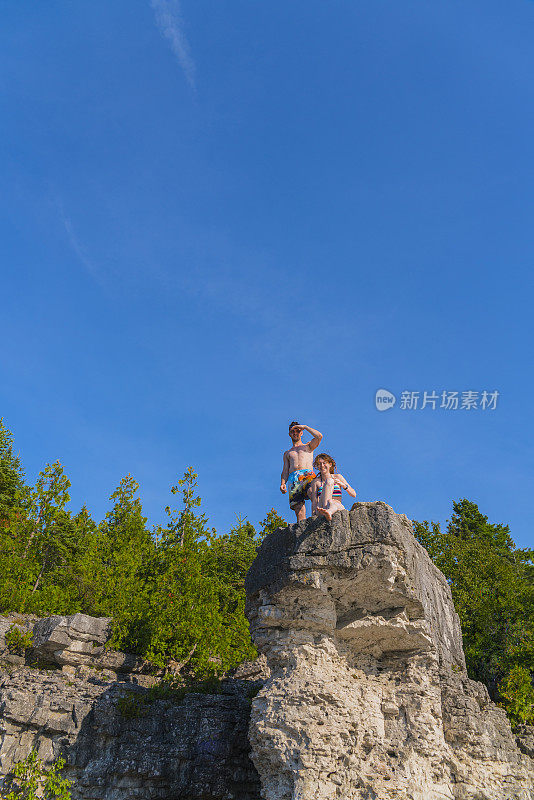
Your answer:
[1,500,532,800]
[245,501,534,800]
[0,615,261,800]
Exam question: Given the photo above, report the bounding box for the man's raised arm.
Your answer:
[300,424,323,450]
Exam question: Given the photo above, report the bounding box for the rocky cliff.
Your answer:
[245,501,534,800]
[0,500,532,800]
[0,613,262,800]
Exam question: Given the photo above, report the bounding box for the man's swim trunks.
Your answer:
[287,469,316,510]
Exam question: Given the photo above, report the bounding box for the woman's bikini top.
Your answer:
[316,478,343,500]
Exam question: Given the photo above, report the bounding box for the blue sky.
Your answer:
[1,0,533,548]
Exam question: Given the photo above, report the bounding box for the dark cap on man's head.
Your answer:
[289,420,299,431]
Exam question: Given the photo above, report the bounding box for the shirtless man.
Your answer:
[280,421,323,522]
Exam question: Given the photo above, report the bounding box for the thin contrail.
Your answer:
[151,0,196,89]
[56,199,101,283]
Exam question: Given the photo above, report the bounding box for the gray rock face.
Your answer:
[30,613,151,676]
[0,619,261,800]
[1,500,532,800]
[245,501,534,800]
[517,726,534,760]
[32,613,112,666]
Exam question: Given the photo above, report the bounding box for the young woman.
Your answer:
[309,453,356,521]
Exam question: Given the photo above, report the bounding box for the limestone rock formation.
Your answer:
[245,501,534,800]
[1,500,532,800]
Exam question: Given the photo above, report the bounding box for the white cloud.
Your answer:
[151,0,196,89]
[56,200,102,284]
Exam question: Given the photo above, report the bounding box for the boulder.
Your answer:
[32,613,111,666]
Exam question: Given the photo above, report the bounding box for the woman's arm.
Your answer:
[336,473,356,498]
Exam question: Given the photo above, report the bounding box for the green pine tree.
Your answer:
[414,499,534,724]
[89,474,156,651]
[0,417,26,521]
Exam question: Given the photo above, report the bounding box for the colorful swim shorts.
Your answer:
[287,469,316,511]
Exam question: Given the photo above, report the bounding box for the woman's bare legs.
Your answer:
[308,480,319,516]
[317,477,345,521]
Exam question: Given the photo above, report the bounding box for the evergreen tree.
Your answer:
[89,475,156,649]
[414,499,534,724]
[69,505,100,610]
[138,468,257,674]
[0,460,82,615]
[0,418,26,521]
[259,508,287,537]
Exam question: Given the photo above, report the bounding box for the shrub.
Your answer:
[4,626,33,655]
[1,749,72,800]
[116,674,224,718]
[498,665,534,727]
[116,691,147,719]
